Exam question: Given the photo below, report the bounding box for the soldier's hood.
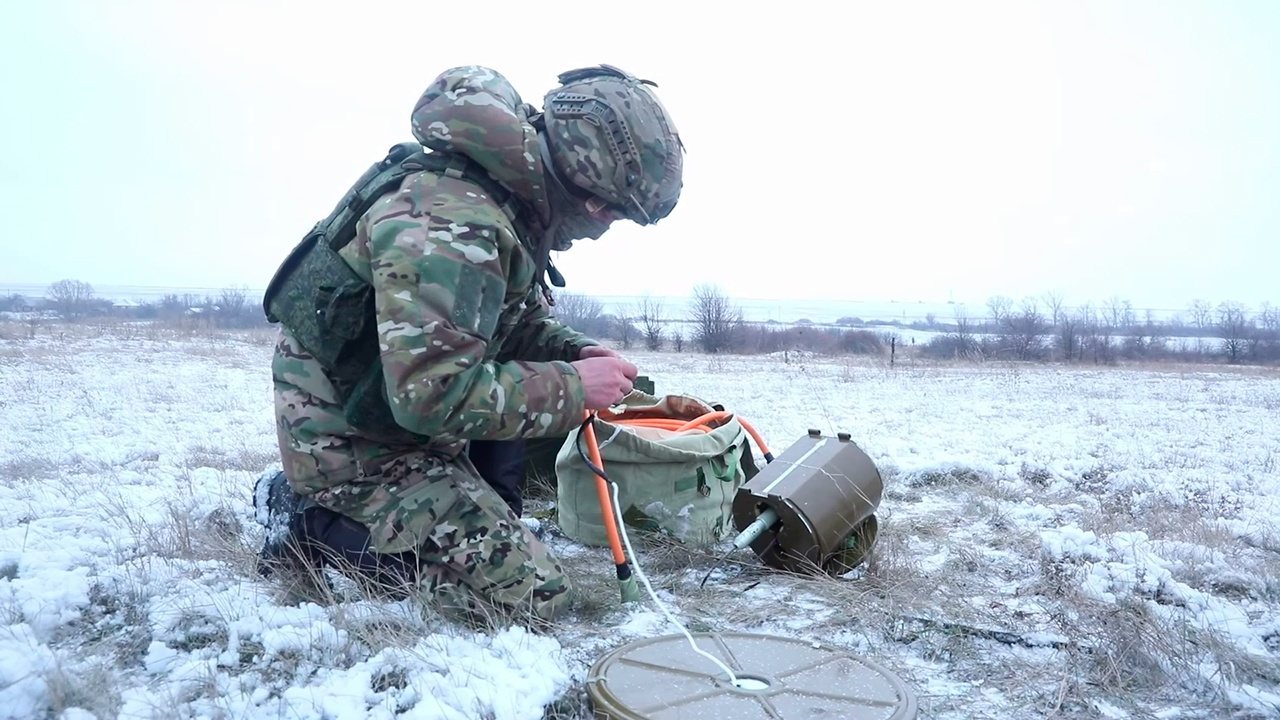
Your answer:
[410,66,552,227]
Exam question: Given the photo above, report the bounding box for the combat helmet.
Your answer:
[539,64,685,226]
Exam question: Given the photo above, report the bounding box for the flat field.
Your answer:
[2,322,1277,719]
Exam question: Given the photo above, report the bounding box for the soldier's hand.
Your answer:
[571,356,639,410]
[579,344,624,361]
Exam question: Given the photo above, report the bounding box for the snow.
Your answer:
[1043,524,1270,657]
[0,624,59,719]
[2,326,1279,718]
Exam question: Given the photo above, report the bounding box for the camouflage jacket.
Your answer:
[273,66,598,498]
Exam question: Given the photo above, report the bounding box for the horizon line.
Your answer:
[0,280,1268,315]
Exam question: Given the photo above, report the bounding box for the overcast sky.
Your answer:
[1,0,1276,310]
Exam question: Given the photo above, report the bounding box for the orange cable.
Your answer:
[582,412,628,566]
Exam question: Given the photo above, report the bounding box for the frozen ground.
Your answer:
[2,322,1278,719]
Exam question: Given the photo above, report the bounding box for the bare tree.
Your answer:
[1042,290,1066,329]
[219,286,247,311]
[552,292,612,339]
[1123,313,1166,360]
[952,308,977,353]
[160,293,187,320]
[215,286,252,327]
[46,279,95,320]
[612,301,637,349]
[1258,302,1278,332]
[1102,296,1128,331]
[1122,300,1137,330]
[1185,298,1213,355]
[1254,304,1280,362]
[1217,301,1250,364]
[1075,302,1094,362]
[999,297,1048,361]
[1056,313,1078,362]
[1189,299,1213,332]
[635,295,667,351]
[1075,302,1114,365]
[925,307,982,360]
[689,283,743,354]
[986,295,1013,330]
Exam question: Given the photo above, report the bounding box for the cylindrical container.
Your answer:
[732,429,883,574]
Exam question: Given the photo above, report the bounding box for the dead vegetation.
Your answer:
[183,444,280,474]
[1,317,280,350]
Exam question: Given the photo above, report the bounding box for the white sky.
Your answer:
[1,0,1277,310]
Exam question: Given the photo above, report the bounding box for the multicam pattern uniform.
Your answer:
[272,66,599,622]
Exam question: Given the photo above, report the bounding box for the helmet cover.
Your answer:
[541,64,685,225]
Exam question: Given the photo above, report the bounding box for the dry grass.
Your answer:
[38,657,126,719]
[0,455,62,483]
[0,318,279,358]
[183,444,280,474]
[539,681,594,720]
[1028,569,1270,716]
[1109,358,1280,380]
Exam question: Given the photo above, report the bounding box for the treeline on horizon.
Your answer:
[3,278,1277,367]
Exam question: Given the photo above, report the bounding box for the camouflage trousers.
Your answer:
[310,450,571,625]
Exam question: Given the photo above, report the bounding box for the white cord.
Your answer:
[607,476,741,685]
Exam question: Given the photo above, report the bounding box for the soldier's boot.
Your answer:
[251,469,334,598]
[252,469,433,603]
[296,502,424,600]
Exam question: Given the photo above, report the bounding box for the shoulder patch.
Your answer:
[454,263,506,339]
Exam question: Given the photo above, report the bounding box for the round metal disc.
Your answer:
[586,631,917,720]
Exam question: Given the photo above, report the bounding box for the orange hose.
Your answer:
[594,412,773,456]
[610,418,712,433]
[582,412,628,566]
[672,411,773,458]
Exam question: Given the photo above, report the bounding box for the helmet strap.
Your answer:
[532,134,572,291]
[533,214,564,292]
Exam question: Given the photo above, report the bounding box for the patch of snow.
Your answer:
[0,624,59,719]
[1040,524,1108,562]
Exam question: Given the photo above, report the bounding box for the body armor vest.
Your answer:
[261,143,538,437]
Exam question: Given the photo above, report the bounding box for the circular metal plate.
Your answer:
[587,631,917,720]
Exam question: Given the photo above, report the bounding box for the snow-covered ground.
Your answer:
[2,322,1278,719]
